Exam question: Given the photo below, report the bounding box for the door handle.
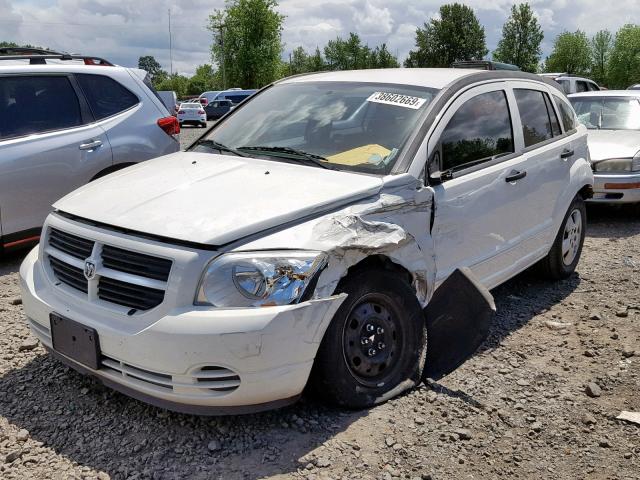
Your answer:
[79,140,103,150]
[505,170,527,183]
[560,149,574,159]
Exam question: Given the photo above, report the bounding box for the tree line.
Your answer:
[4,1,640,94]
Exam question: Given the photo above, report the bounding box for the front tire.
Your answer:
[540,195,586,279]
[311,268,427,408]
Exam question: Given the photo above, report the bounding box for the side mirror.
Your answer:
[428,170,444,186]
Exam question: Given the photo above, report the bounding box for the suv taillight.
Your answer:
[198,109,205,114]
[157,116,180,139]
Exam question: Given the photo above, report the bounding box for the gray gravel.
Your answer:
[179,121,215,150]
[0,205,638,479]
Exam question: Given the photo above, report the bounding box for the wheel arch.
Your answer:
[90,162,137,182]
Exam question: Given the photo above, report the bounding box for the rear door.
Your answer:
[0,74,111,242]
[508,81,574,254]
[428,82,535,289]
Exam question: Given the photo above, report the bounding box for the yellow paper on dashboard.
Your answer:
[326,144,391,166]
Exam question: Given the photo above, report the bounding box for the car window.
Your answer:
[201,81,439,175]
[76,74,139,120]
[514,89,554,147]
[576,81,589,93]
[544,94,562,136]
[587,82,600,91]
[554,95,577,132]
[440,90,514,171]
[570,97,640,130]
[0,75,82,140]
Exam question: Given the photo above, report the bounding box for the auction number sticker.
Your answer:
[366,92,427,109]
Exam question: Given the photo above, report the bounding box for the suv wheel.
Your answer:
[539,195,586,279]
[311,268,427,408]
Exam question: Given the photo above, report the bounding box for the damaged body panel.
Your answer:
[19,68,594,413]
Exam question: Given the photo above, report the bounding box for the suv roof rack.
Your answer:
[0,50,114,66]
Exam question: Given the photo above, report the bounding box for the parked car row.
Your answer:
[2,53,638,416]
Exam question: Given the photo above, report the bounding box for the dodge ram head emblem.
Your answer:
[84,260,96,280]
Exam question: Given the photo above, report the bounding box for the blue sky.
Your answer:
[1,0,638,75]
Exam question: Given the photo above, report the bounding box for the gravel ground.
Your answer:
[179,121,215,150]
[0,205,638,480]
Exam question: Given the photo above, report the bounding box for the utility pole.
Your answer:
[168,8,173,76]
[215,24,226,89]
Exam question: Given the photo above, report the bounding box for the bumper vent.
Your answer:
[49,256,88,293]
[98,276,165,311]
[49,228,94,259]
[100,356,241,396]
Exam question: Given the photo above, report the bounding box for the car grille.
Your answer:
[49,256,88,293]
[49,228,94,259]
[46,227,172,312]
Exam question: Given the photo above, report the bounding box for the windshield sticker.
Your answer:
[366,92,427,110]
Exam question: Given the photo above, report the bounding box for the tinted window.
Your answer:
[576,81,588,93]
[587,82,600,91]
[76,74,138,120]
[440,90,514,171]
[554,95,577,131]
[543,93,562,136]
[514,89,554,147]
[0,75,82,139]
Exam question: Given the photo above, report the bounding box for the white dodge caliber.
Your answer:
[20,69,594,414]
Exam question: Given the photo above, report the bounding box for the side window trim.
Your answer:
[552,94,578,135]
[426,82,517,180]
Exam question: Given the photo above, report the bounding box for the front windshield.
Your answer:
[193,81,439,174]
[570,97,640,130]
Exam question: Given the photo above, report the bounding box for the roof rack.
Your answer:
[0,51,114,66]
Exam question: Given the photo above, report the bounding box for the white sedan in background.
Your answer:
[569,91,640,203]
[177,102,207,128]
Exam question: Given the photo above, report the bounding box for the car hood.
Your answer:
[586,129,640,161]
[54,152,383,246]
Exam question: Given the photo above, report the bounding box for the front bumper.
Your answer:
[19,247,345,414]
[589,172,640,203]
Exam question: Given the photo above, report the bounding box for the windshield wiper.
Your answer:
[193,139,248,157]
[236,146,336,170]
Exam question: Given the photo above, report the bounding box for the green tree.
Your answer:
[187,64,220,95]
[493,3,543,72]
[155,73,190,98]
[545,31,592,75]
[590,30,613,86]
[404,3,487,68]
[324,33,399,70]
[208,0,284,89]
[370,44,400,68]
[138,55,167,84]
[608,24,640,89]
[289,46,310,75]
[306,47,325,72]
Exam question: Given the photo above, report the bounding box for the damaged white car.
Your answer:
[20,69,594,414]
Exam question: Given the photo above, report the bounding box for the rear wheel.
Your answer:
[539,195,586,279]
[311,268,427,408]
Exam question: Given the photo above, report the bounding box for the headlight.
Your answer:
[632,152,640,172]
[196,251,328,307]
[593,158,633,172]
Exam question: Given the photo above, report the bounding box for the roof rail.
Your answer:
[0,52,114,66]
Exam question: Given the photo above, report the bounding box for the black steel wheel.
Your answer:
[311,267,427,408]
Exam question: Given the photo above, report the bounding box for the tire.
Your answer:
[539,195,586,279]
[311,268,427,408]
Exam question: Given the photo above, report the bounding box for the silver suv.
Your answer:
[0,53,180,252]
[539,73,600,94]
